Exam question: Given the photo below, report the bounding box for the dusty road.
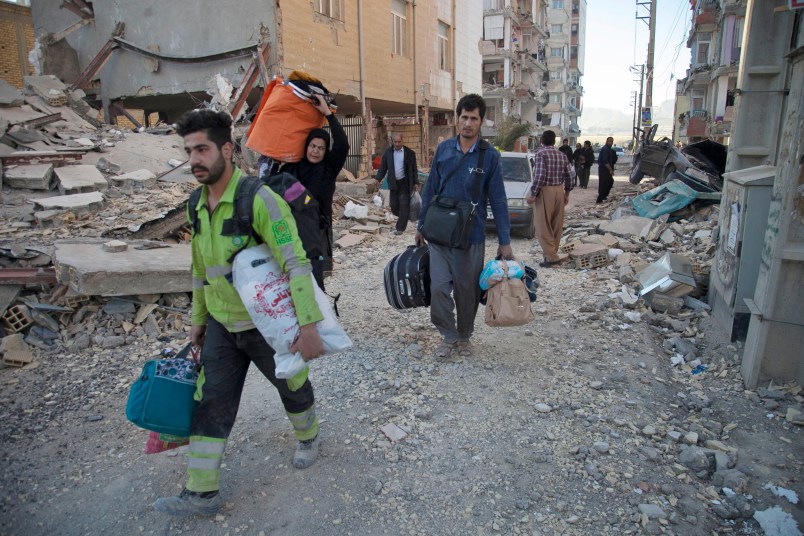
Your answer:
[1,173,802,536]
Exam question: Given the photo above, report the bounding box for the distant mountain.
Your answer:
[579,99,675,137]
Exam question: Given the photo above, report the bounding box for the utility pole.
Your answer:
[629,64,645,149]
[645,0,657,108]
[636,0,656,118]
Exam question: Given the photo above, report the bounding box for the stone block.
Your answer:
[53,240,191,296]
[54,165,108,194]
[335,181,373,197]
[335,233,366,249]
[109,169,157,191]
[4,164,54,190]
[33,191,104,213]
[599,216,656,239]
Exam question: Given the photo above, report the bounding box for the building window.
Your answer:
[696,42,710,65]
[692,96,704,110]
[571,24,578,36]
[438,22,450,71]
[549,70,561,80]
[551,47,563,58]
[732,17,744,55]
[315,0,343,20]
[549,94,561,104]
[551,24,563,34]
[392,0,408,56]
[570,46,578,59]
[552,0,564,8]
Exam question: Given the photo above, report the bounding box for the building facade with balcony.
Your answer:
[543,0,585,144]
[676,0,744,144]
[481,0,549,147]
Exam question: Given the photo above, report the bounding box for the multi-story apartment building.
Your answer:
[544,0,585,145]
[480,0,584,148]
[676,0,745,144]
[480,0,549,146]
[30,0,483,174]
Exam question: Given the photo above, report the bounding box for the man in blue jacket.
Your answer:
[416,94,513,359]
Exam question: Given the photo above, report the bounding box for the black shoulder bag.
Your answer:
[420,140,487,249]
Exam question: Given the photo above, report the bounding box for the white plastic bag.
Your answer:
[232,244,352,378]
[343,200,368,219]
[372,194,383,208]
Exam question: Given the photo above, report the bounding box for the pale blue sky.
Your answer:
[582,0,692,113]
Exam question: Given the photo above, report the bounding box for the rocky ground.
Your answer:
[0,174,802,536]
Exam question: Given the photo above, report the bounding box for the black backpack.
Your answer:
[187,172,323,263]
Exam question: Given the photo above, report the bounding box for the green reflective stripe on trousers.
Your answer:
[285,365,309,392]
[194,367,205,402]
[287,404,318,441]
[188,438,226,455]
[186,437,226,493]
[205,264,231,280]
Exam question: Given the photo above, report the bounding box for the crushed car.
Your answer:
[629,124,727,191]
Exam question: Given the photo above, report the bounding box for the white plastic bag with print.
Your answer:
[232,244,351,378]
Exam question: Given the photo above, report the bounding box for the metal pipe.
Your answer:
[358,0,366,118]
[413,0,418,124]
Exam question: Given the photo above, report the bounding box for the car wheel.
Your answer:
[521,219,535,240]
[629,155,645,185]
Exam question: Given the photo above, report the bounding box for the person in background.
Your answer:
[274,95,349,290]
[571,142,585,188]
[374,133,418,235]
[527,130,573,268]
[597,136,617,203]
[558,138,574,163]
[579,140,594,189]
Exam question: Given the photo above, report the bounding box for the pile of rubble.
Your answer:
[0,73,406,369]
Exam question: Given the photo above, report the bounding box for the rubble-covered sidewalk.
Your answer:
[0,77,801,535]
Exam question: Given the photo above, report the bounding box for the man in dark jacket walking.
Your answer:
[558,138,574,163]
[579,140,594,189]
[597,136,618,203]
[375,133,418,234]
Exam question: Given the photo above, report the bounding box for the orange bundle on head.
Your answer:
[246,71,332,163]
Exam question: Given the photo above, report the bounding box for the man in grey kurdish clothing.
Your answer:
[416,94,513,359]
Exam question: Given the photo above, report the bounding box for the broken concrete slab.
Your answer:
[33,191,104,213]
[108,169,157,191]
[380,422,408,442]
[53,240,191,296]
[350,224,381,234]
[54,165,108,194]
[335,233,366,249]
[24,75,68,106]
[3,163,54,190]
[598,216,656,239]
[0,333,34,367]
[335,181,374,198]
[0,285,21,317]
[0,79,24,107]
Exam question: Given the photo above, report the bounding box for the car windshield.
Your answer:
[500,157,530,182]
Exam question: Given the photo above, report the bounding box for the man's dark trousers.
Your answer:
[389,179,411,232]
[597,167,614,203]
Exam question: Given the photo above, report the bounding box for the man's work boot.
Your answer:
[293,435,320,469]
[154,488,222,516]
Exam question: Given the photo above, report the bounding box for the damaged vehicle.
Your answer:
[629,124,727,191]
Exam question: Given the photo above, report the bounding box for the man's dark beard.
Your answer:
[192,154,226,185]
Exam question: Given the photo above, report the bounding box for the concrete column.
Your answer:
[739,1,804,388]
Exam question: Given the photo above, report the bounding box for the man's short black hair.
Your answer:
[542,130,557,146]
[456,94,486,119]
[584,140,591,146]
[174,109,234,149]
